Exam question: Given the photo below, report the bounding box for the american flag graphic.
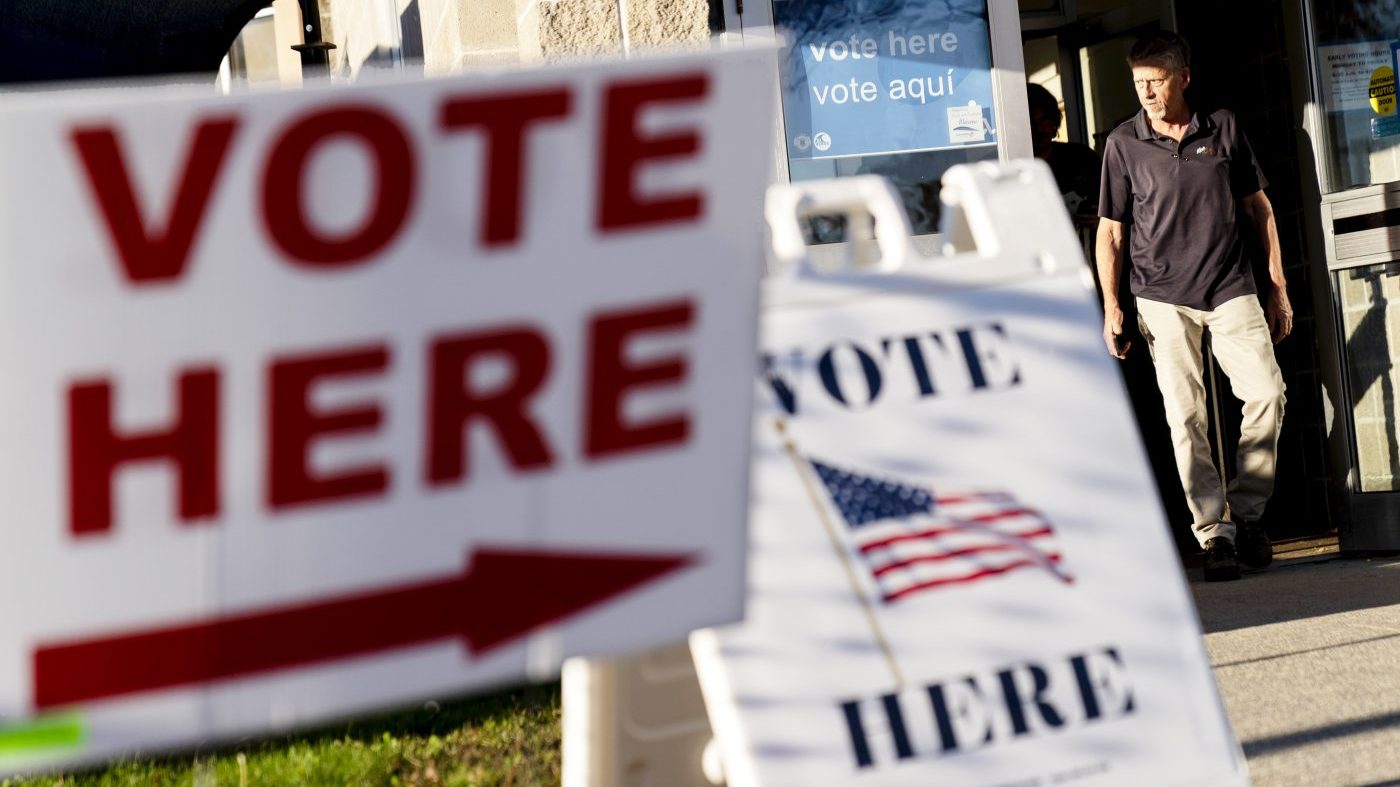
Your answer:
[808,458,1072,603]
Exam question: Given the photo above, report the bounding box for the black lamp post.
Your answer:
[289,0,336,74]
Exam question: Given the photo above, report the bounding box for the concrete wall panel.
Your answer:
[624,0,707,50]
[539,0,622,59]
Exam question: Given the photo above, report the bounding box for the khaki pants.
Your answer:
[1137,295,1286,547]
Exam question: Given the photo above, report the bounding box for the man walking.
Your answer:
[1096,31,1291,581]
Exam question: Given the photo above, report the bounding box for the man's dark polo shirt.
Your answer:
[1099,108,1267,310]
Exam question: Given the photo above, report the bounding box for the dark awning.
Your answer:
[1,0,272,84]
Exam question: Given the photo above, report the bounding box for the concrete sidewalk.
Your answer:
[1191,539,1400,786]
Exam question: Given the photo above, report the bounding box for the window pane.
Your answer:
[1311,1,1400,191]
[1337,262,1400,492]
[771,0,1000,235]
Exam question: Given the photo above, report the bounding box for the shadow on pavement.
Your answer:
[1191,553,1400,635]
[1241,709,1400,759]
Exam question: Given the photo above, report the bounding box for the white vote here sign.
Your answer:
[0,48,775,771]
[693,164,1248,787]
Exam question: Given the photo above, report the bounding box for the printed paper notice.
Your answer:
[947,101,987,143]
[1320,41,1394,113]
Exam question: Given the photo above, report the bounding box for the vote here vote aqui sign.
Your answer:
[773,0,997,160]
[0,47,775,770]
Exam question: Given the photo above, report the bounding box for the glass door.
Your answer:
[1304,0,1400,546]
[725,0,1031,244]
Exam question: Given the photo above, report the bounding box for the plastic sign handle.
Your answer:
[764,175,912,275]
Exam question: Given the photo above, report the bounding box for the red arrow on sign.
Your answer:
[32,548,691,709]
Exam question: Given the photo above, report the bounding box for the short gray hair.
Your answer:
[1128,30,1191,72]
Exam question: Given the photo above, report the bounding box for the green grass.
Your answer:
[2,683,561,787]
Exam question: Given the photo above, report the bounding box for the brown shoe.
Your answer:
[1203,538,1240,582]
[1236,522,1273,569]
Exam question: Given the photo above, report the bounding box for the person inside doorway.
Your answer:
[1096,30,1292,581]
[1027,81,1100,232]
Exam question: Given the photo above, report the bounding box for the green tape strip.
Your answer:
[0,713,85,755]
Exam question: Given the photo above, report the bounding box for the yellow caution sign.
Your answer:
[1371,65,1396,115]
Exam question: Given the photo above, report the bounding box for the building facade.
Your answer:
[24,0,1400,552]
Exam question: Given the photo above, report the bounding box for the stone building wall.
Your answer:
[306,0,708,79]
[322,0,406,78]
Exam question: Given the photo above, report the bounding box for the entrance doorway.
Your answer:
[1021,1,1341,550]
[1018,2,1206,554]
[1020,1,1170,155]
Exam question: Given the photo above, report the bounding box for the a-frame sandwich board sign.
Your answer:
[691,163,1249,787]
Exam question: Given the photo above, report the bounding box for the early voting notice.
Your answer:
[692,164,1248,786]
[773,0,997,160]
